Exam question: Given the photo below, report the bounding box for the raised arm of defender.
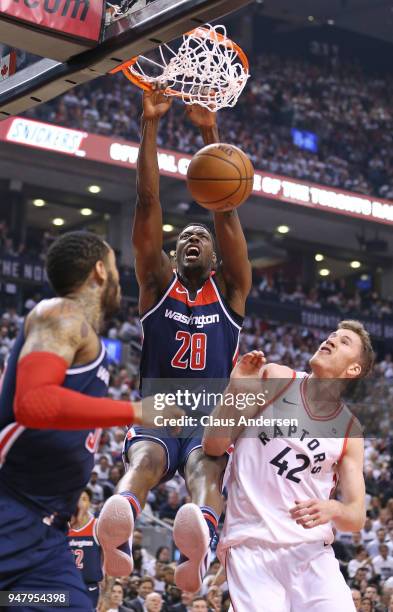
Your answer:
[186,105,252,316]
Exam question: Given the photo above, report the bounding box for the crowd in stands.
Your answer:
[1,290,393,610]
[24,51,393,201]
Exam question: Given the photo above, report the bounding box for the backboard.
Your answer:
[0,0,253,120]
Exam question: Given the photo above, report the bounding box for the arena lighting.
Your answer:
[361,274,369,281]
[350,260,361,269]
[327,19,335,25]
[277,225,290,234]
[170,250,176,257]
[163,224,174,232]
[80,208,93,216]
[319,268,330,277]
[308,15,314,22]
[88,185,101,194]
[315,254,324,262]
[52,218,65,226]
[33,198,46,207]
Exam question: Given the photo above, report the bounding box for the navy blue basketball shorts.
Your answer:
[0,486,94,611]
[123,426,231,484]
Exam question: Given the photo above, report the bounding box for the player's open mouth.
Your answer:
[185,245,201,261]
[319,346,332,354]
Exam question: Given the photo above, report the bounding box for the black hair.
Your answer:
[46,231,110,296]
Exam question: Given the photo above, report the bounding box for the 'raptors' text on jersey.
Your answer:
[219,372,359,553]
[140,273,243,388]
[0,328,109,521]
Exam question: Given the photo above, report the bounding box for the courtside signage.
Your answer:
[0,0,103,41]
[1,117,393,226]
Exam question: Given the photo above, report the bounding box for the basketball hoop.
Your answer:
[110,24,250,111]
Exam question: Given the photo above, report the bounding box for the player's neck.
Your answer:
[66,288,102,333]
[177,269,210,295]
[306,373,344,414]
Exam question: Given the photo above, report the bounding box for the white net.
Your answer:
[128,24,250,111]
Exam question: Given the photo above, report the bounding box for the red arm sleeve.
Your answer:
[14,352,137,430]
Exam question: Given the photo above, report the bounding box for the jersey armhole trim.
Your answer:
[263,369,296,409]
[66,341,106,375]
[337,415,356,464]
[140,274,177,324]
[209,276,243,331]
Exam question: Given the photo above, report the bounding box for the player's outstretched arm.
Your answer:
[290,436,366,532]
[132,88,173,313]
[15,302,184,430]
[187,105,252,315]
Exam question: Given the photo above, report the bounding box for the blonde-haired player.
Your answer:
[202,320,374,612]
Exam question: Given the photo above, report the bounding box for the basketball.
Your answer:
[186,143,255,212]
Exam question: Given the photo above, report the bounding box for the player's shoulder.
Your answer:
[262,363,295,379]
[26,298,85,331]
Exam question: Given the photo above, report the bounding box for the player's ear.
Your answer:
[212,251,217,269]
[346,361,361,378]
[92,260,107,285]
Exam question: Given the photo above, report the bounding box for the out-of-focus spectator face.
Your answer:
[377,528,386,543]
[109,466,121,484]
[90,471,98,484]
[129,576,141,593]
[380,544,389,558]
[364,517,373,531]
[139,578,154,599]
[133,529,143,547]
[163,565,175,585]
[145,592,162,612]
[352,532,362,545]
[207,586,222,610]
[360,597,373,612]
[365,586,377,602]
[157,546,170,563]
[99,456,109,469]
[167,491,179,507]
[181,591,195,606]
[155,561,167,580]
[192,598,208,612]
[110,584,124,607]
[352,589,361,610]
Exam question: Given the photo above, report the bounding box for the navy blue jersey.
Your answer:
[68,516,103,585]
[140,273,242,389]
[0,325,109,520]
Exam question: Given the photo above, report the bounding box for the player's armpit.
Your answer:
[20,299,87,366]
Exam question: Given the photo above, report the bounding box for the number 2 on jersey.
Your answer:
[171,331,207,370]
[270,446,310,483]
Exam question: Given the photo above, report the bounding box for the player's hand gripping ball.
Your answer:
[187,143,255,212]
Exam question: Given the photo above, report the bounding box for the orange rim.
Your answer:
[109,26,249,98]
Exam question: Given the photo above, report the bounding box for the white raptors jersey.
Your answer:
[219,372,358,552]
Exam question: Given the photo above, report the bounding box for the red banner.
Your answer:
[0,0,104,42]
[1,116,393,226]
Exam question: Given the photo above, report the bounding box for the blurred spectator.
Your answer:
[127,576,154,611]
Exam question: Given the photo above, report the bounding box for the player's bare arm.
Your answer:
[203,352,295,456]
[132,88,174,314]
[289,436,366,532]
[15,299,184,430]
[187,105,252,315]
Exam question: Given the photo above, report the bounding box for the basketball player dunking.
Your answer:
[97,89,251,591]
[0,232,182,611]
[203,321,374,612]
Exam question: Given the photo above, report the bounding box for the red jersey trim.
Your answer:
[68,515,95,537]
